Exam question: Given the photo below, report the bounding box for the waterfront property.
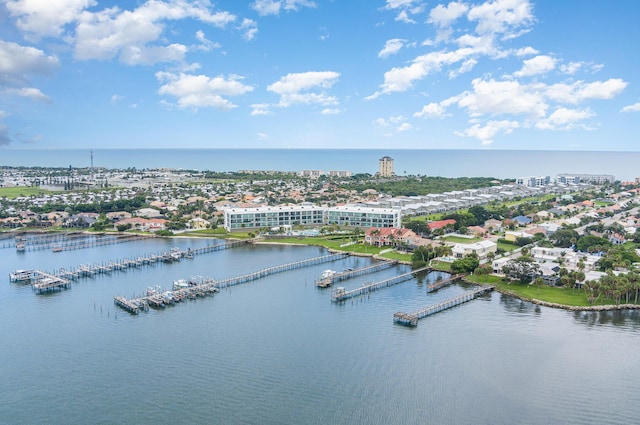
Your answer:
[223,205,401,231]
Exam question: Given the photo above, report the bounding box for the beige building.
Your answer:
[378,156,394,177]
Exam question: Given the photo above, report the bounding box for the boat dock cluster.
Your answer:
[8,269,72,293]
[9,240,252,292]
[3,233,152,253]
[113,252,348,314]
[114,277,221,314]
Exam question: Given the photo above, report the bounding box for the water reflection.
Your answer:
[499,293,540,315]
[572,309,640,329]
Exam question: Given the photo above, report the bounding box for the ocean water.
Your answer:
[1,237,640,425]
[1,148,639,181]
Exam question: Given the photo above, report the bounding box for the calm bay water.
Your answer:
[1,148,639,181]
[1,237,640,424]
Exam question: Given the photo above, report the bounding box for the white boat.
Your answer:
[10,269,32,282]
[320,269,336,279]
[173,279,189,289]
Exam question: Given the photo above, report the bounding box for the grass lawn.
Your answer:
[465,274,614,307]
[430,260,452,271]
[443,235,481,244]
[497,242,519,252]
[0,187,52,199]
[262,236,385,255]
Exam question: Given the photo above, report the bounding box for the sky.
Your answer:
[1,0,639,151]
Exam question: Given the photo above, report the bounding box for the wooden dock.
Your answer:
[0,233,152,252]
[114,253,348,315]
[393,285,495,326]
[214,253,347,289]
[315,260,398,288]
[331,266,431,302]
[31,271,71,293]
[10,239,254,293]
[426,274,464,292]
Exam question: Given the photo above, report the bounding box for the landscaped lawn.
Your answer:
[465,274,614,307]
[497,242,519,252]
[0,187,52,199]
[442,235,481,244]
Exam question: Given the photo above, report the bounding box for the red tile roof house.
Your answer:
[428,219,456,232]
[365,227,419,247]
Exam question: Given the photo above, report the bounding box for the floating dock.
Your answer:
[331,266,431,302]
[393,285,495,326]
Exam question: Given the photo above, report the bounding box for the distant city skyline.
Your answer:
[1,0,639,151]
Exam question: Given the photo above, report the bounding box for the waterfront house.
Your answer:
[451,240,497,260]
[364,227,419,247]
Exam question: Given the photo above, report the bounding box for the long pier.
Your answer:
[393,285,495,326]
[114,253,348,314]
[315,260,398,288]
[331,266,431,302]
[214,253,347,289]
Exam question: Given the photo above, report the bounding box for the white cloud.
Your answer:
[250,103,272,116]
[369,47,484,98]
[559,61,583,75]
[111,94,124,104]
[544,79,628,104]
[251,0,316,16]
[397,122,413,132]
[156,72,254,110]
[74,1,236,64]
[378,39,406,58]
[515,46,538,56]
[428,2,469,27]
[0,40,59,78]
[4,87,52,103]
[5,0,95,38]
[321,108,341,115]
[383,0,426,24]
[195,30,220,51]
[621,102,640,113]
[239,18,258,41]
[467,0,534,36]
[455,78,548,118]
[257,132,269,140]
[414,102,448,118]
[514,55,556,77]
[456,119,520,145]
[535,107,594,130]
[268,71,340,107]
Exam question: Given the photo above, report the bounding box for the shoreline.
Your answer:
[7,229,639,312]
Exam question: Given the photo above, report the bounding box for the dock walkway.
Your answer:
[393,285,495,326]
[426,274,464,292]
[114,253,347,314]
[315,260,398,288]
[10,239,253,293]
[331,266,431,302]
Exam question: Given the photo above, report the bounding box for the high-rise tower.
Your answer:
[378,156,394,177]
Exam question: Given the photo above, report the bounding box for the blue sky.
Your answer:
[1,0,639,150]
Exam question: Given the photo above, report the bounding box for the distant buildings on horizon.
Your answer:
[516,173,615,187]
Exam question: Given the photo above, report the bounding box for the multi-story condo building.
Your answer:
[378,156,394,177]
[223,205,401,231]
[516,176,551,187]
[556,174,615,184]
